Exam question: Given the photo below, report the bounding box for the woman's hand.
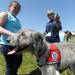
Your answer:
[7,49,16,55]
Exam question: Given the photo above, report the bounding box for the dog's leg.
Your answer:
[70,64,75,75]
[46,65,56,75]
[56,70,60,75]
[40,66,46,75]
[40,65,58,75]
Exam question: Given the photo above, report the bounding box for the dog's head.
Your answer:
[7,30,43,54]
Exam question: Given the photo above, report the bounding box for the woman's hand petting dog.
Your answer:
[7,49,16,55]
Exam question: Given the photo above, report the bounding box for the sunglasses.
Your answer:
[49,13,54,15]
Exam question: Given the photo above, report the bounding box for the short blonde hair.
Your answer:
[47,9,55,16]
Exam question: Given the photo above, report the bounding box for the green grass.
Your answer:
[0,36,75,75]
[0,52,38,75]
[18,52,38,75]
[64,36,75,43]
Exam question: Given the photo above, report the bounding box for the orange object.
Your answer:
[47,44,61,63]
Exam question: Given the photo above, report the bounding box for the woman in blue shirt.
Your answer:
[0,1,22,75]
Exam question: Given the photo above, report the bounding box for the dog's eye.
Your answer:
[21,32,26,36]
[21,33,28,39]
[7,37,11,42]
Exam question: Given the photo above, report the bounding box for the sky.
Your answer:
[0,0,75,32]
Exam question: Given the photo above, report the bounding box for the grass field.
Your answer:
[0,36,75,75]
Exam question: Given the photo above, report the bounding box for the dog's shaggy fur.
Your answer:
[8,29,75,75]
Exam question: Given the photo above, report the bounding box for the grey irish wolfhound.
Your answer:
[7,29,75,75]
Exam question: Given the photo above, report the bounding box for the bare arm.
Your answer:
[0,26,14,36]
[0,12,14,36]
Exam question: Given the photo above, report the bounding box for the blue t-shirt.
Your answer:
[45,20,59,37]
[0,12,21,45]
[45,19,60,42]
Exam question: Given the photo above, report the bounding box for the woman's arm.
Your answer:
[0,26,14,36]
[0,12,14,36]
[0,12,8,26]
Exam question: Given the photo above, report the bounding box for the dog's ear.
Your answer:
[35,33,43,42]
[33,33,43,49]
[30,32,43,54]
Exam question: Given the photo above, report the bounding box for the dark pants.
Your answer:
[45,36,60,43]
[1,45,22,75]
